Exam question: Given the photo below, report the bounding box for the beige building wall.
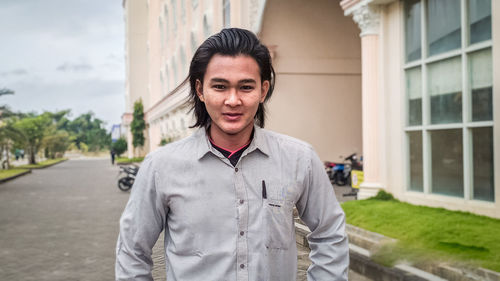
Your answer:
[259,0,362,162]
[122,0,149,158]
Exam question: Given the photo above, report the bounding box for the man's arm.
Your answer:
[296,147,349,281]
[115,155,167,281]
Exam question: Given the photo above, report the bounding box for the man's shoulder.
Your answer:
[259,128,313,153]
[145,133,200,164]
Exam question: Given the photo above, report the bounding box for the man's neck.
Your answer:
[208,125,253,152]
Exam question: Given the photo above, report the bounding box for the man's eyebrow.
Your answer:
[239,79,256,84]
[210,78,229,83]
[209,78,257,84]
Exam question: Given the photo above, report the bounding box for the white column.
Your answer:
[346,2,383,199]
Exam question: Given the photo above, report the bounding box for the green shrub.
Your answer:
[370,190,395,201]
[112,137,127,157]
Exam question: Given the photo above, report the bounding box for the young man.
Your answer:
[116,28,348,281]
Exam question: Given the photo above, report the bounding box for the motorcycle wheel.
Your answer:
[346,172,352,186]
[335,173,347,186]
[118,177,133,191]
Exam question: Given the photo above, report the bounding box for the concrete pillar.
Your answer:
[343,1,383,199]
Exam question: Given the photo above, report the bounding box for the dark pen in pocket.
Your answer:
[262,180,281,207]
[262,180,267,199]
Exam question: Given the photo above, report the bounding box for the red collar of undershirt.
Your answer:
[208,137,251,158]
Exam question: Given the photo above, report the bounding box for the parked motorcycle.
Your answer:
[324,153,363,186]
[117,165,139,191]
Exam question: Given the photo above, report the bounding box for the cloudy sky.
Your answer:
[0,0,125,130]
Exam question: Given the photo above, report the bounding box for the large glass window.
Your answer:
[428,56,462,124]
[406,67,422,126]
[409,131,423,192]
[427,0,461,56]
[469,0,492,45]
[431,129,463,197]
[405,0,422,62]
[404,0,494,202]
[472,127,494,201]
[469,48,493,121]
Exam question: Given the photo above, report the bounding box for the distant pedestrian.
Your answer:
[110,149,116,165]
[116,28,348,281]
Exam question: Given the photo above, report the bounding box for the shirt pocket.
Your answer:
[264,198,294,250]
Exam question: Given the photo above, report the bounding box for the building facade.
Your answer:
[122,0,498,218]
[341,0,498,218]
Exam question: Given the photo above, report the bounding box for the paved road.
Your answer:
[0,159,369,280]
[0,159,128,281]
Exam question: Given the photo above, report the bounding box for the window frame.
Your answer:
[403,0,494,202]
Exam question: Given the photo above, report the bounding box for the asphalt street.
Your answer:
[0,158,368,281]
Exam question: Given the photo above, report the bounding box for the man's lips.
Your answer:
[222,113,242,120]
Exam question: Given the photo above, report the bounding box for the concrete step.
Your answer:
[294,222,500,281]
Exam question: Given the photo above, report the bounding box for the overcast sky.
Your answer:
[0,0,125,130]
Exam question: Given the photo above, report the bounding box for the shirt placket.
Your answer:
[234,165,249,281]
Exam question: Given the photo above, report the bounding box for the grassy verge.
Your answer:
[16,158,67,169]
[341,193,500,272]
[0,169,30,180]
[116,157,144,164]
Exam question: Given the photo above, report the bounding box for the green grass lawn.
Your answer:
[342,194,500,272]
[116,157,144,164]
[0,169,30,180]
[16,158,67,169]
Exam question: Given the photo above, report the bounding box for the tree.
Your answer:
[66,112,110,151]
[112,137,128,157]
[0,88,14,97]
[0,119,23,169]
[43,129,71,159]
[131,100,145,148]
[0,88,15,120]
[13,113,52,164]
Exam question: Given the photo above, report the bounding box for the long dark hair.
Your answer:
[187,28,275,128]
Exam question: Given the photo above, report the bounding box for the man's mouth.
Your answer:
[223,113,242,120]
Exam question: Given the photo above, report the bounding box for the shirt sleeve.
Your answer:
[115,155,167,281]
[296,147,349,281]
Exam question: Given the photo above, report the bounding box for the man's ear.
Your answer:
[260,80,270,103]
[196,79,204,102]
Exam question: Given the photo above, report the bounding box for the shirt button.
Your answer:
[235,168,239,172]
[240,231,244,236]
[239,199,244,204]
[240,264,245,269]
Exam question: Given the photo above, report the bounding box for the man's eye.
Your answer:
[213,84,226,90]
[241,85,254,91]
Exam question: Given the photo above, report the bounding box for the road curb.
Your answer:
[0,169,32,184]
[24,159,68,169]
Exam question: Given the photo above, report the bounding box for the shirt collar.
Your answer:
[195,123,270,160]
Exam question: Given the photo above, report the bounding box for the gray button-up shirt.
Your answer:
[116,126,349,281]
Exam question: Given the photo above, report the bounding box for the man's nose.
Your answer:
[224,88,241,106]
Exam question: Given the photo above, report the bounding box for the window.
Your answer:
[164,5,169,42]
[203,15,211,38]
[159,17,164,49]
[223,0,231,28]
[180,47,187,77]
[404,0,493,201]
[181,0,186,24]
[171,0,177,36]
[191,32,198,54]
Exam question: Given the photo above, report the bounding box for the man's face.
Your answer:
[196,54,269,142]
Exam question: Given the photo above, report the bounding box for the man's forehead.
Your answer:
[206,54,259,71]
